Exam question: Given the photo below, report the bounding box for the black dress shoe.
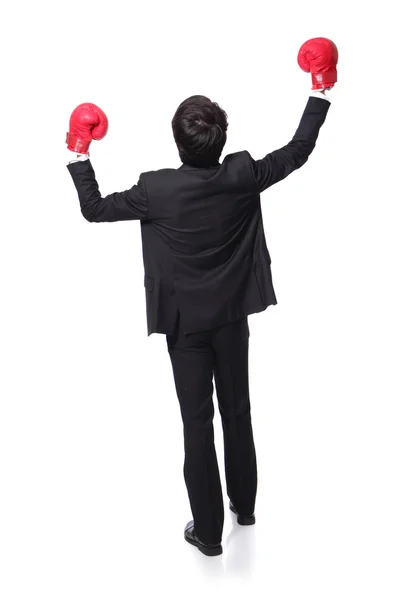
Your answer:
[229,501,256,525]
[184,520,222,556]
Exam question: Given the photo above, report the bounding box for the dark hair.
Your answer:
[172,95,228,167]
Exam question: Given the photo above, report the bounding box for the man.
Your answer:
[66,38,337,557]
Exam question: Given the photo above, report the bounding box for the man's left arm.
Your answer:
[67,157,149,222]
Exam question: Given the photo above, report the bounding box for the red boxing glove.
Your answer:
[66,103,108,153]
[297,38,338,90]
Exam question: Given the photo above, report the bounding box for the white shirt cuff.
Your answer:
[67,150,90,164]
[309,89,331,102]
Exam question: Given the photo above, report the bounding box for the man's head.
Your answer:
[172,95,228,167]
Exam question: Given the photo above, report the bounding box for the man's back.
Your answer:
[141,150,273,335]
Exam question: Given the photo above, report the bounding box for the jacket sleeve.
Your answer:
[247,96,331,193]
[67,159,149,222]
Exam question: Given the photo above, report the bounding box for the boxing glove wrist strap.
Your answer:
[65,132,91,153]
[311,68,337,90]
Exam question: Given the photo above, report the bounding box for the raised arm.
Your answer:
[65,103,149,222]
[249,37,337,194]
[248,92,331,193]
[67,159,149,222]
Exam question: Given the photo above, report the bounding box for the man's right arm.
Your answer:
[248,92,331,193]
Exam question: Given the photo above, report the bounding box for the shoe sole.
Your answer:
[184,533,223,556]
[229,503,256,526]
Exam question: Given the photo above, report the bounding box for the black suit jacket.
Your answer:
[67,96,330,335]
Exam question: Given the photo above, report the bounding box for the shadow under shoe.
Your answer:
[184,520,223,556]
[229,501,256,526]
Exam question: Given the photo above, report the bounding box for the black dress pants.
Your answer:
[166,315,257,545]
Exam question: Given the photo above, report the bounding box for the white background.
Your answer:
[1,1,399,599]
